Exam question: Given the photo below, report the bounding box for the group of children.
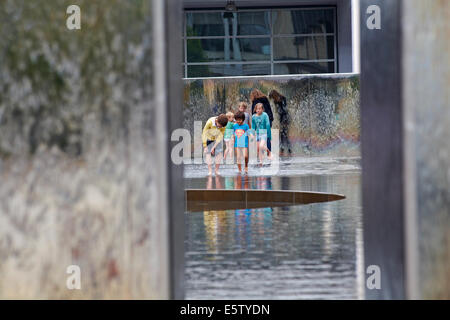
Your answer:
[202,102,272,175]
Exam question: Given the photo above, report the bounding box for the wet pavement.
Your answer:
[184,157,363,299]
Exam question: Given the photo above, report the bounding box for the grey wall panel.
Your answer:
[360,0,406,299]
[165,0,186,300]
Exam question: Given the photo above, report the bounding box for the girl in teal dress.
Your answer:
[223,112,235,161]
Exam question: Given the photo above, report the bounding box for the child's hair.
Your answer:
[250,89,267,102]
[216,114,228,127]
[234,111,245,121]
[226,111,234,119]
[255,103,264,111]
[238,102,248,111]
[269,89,284,103]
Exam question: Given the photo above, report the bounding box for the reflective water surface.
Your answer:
[184,157,363,299]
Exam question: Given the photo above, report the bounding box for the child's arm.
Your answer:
[248,113,252,129]
[210,129,225,155]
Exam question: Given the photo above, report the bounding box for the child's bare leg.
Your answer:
[260,141,268,162]
[227,141,234,160]
[244,148,249,174]
[263,141,272,159]
[226,144,234,165]
[256,143,261,164]
[215,152,222,175]
[224,141,230,159]
[262,140,272,159]
[236,148,242,173]
[206,152,212,175]
[258,142,264,165]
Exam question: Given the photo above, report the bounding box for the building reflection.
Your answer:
[203,209,228,254]
[198,174,360,265]
[186,173,363,298]
[203,175,226,253]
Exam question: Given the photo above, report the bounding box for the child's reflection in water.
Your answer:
[206,174,272,191]
[234,174,249,190]
[202,175,274,253]
[206,175,223,190]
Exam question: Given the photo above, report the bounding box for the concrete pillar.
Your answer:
[360,0,405,299]
[162,0,186,300]
[360,0,449,299]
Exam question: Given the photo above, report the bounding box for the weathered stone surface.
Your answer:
[0,0,168,299]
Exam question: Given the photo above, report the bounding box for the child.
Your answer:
[232,111,251,174]
[252,103,272,165]
[202,114,228,175]
[238,102,252,129]
[223,112,235,161]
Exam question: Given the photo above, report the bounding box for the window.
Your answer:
[183,7,336,78]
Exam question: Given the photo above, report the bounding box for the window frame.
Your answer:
[183,6,337,78]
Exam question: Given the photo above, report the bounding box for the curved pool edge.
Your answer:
[186,189,346,212]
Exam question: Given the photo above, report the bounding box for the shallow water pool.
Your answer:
[184,157,363,299]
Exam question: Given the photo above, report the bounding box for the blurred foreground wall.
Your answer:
[0,0,183,299]
[403,0,450,299]
[361,0,449,299]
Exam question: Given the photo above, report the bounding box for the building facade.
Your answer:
[183,0,359,78]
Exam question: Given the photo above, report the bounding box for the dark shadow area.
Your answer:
[186,189,345,211]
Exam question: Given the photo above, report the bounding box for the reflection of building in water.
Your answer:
[185,173,364,299]
[203,210,229,253]
[320,204,335,258]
